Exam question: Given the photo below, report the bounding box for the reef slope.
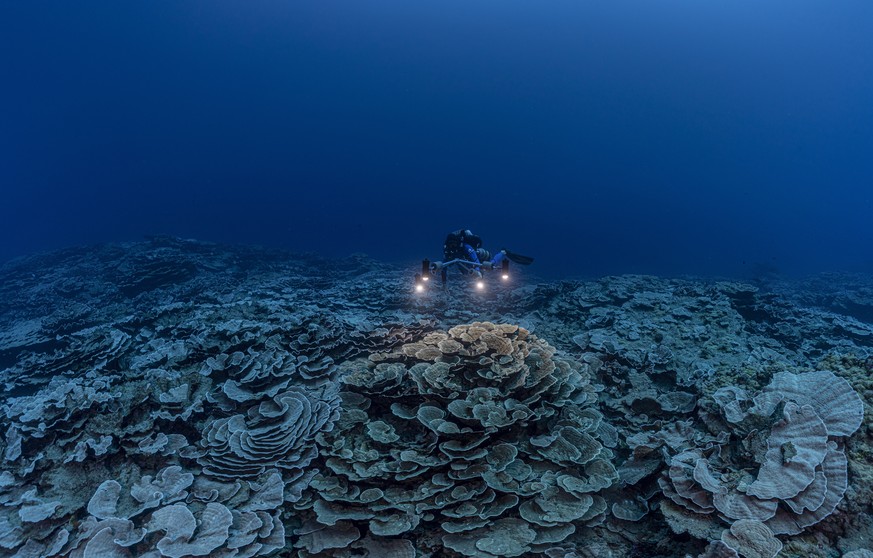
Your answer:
[1,238,871,558]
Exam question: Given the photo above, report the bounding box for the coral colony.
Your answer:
[1,238,871,557]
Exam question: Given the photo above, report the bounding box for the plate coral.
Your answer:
[1,238,872,558]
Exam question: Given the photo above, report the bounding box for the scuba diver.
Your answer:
[441,229,534,277]
[414,229,534,291]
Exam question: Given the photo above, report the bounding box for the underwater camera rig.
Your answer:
[413,256,511,293]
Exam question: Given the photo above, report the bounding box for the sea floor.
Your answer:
[0,237,871,558]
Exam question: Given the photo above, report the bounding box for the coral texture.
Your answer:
[2,240,872,558]
[658,370,863,542]
[296,322,615,557]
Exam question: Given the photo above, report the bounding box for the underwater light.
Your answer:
[476,281,485,290]
[501,274,509,280]
[415,284,424,293]
[422,276,429,281]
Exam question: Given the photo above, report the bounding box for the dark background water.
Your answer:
[2,1,872,279]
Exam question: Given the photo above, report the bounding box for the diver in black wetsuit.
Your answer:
[442,229,533,277]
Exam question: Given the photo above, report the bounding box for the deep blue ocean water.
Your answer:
[2,1,872,280]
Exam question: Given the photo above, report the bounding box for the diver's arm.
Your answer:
[463,244,481,264]
[462,243,483,276]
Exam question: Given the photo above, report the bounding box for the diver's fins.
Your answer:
[504,250,534,265]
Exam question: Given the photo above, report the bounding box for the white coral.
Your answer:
[660,370,862,541]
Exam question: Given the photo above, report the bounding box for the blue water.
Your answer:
[2,1,872,279]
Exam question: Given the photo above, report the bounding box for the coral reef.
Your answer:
[656,370,862,543]
[1,239,872,558]
[296,322,614,556]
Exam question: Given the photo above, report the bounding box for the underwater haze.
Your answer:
[7,4,873,558]
[2,0,873,278]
